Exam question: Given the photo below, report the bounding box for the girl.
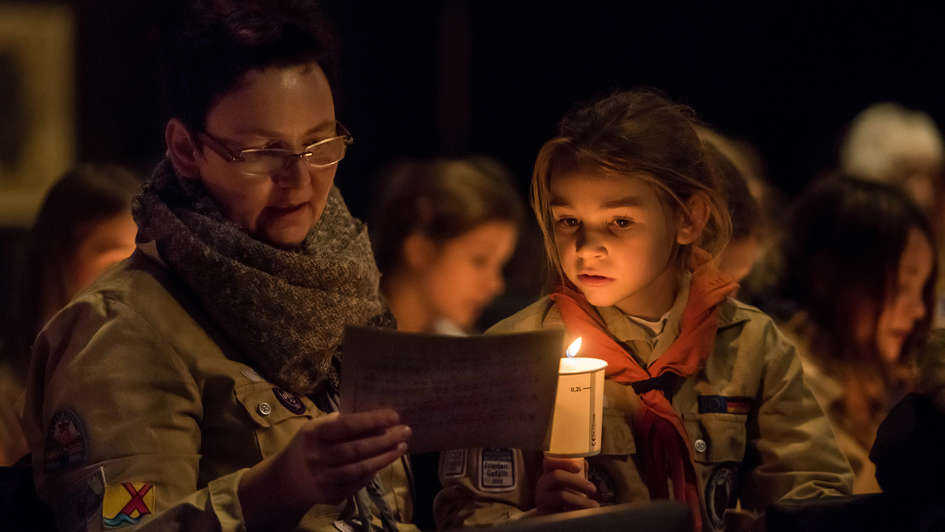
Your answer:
[370,157,523,530]
[774,176,937,493]
[0,163,139,466]
[371,157,523,335]
[435,90,852,532]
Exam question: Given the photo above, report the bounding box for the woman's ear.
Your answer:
[676,192,710,245]
[402,233,437,272]
[165,118,202,178]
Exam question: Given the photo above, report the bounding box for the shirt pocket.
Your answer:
[686,413,748,464]
[234,382,316,457]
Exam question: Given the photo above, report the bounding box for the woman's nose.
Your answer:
[273,158,309,188]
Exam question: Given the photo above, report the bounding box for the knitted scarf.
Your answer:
[134,160,399,531]
[133,159,392,395]
[550,248,737,532]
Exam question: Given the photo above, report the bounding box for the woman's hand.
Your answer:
[239,408,411,530]
[534,456,599,514]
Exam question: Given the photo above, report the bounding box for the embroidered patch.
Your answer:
[697,395,752,415]
[587,461,617,505]
[478,448,516,492]
[704,463,739,532]
[102,482,155,528]
[45,409,88,473]
[440,449,467,478]
[56,467,105,532]
[272,387,306,414]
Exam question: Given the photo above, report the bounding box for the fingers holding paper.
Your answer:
[279,409,412,505]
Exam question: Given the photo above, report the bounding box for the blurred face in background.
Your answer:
[718,235,762,283]
[414,221,517,329]
[65,212,138,297]
[861,227,934,363]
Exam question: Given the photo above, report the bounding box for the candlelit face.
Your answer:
[415,221,518,329]
[175,62,339,248]
[550,170,692,318]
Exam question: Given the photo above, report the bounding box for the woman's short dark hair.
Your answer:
[0,164,141,375]
[162,0,338,131]
[370,157,524,277]
[780,175,937,365]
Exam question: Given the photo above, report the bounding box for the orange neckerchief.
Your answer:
[550,248,737,532]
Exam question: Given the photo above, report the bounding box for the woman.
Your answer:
[22,2,414,531]
[774,176,937,493]
[0,163,139,466]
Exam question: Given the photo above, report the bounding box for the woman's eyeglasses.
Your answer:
[196,122,353,177]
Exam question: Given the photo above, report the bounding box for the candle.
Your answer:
[546,338,608,457]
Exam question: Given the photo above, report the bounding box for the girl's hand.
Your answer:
[535,456,599,514]
[240,409,411,530]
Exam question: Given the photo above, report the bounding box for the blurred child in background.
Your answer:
[370,156,524,530]
[0,163,139,465]
[703,142,766,285]
[774,176,937,493]
[371,157,523,335]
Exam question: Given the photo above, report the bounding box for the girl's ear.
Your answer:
[165,118,202,179]
[403,233,437,272]
[676,192,710,245]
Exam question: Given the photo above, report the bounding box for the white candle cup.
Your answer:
[546,356,608,458]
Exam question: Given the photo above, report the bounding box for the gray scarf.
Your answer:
[134,160,399,531]
[132,159,392,395]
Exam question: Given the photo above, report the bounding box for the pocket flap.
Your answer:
[693,413,747,463]
[234,382,314,427]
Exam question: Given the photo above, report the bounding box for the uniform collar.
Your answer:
[593,274,691,362]
[136,240,165,267]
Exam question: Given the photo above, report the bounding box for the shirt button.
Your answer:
[694,439,707,453]
[257,402,272,416]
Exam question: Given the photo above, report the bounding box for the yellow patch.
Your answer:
[102,482,155,528]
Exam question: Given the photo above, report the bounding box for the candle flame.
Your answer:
[566,337,582,358]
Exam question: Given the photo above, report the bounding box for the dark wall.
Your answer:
[69,1,945,215]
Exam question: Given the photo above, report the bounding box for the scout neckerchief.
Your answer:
[550,247,737,532]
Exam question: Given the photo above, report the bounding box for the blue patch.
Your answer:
[273,387,306,415]
[698,395,752,415]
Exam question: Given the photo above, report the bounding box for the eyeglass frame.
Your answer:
[195,121,354,176]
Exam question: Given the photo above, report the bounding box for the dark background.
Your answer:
[68,1,945,213]
[4,0,944,319]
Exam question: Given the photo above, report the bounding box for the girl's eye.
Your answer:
[612,218,634,229]
[555,217,580,230]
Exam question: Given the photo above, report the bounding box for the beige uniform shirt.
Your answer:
[435,295,854,532]
[0,358,29,466]
[22,248,415,531]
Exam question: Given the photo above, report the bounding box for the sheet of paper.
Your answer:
[341,326,563,453]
